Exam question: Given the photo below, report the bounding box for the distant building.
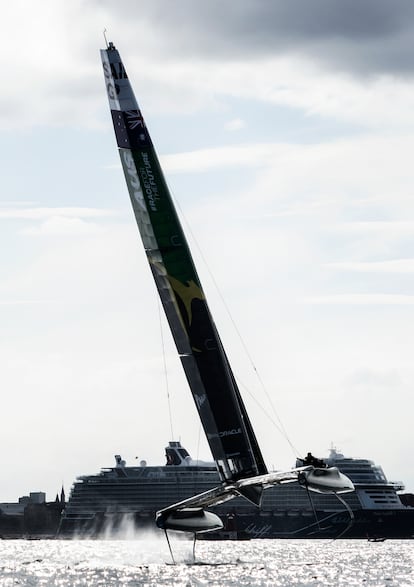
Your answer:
[0,490,64,537]
[0,492,46,515]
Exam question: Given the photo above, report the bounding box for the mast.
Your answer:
[101,42,267,485]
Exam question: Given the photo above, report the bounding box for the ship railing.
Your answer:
[392,481,405,491]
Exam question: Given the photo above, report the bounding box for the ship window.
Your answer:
[165,449,180,465]
[178,448,189,459]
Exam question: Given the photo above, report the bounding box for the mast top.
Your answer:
[103,29,116,51]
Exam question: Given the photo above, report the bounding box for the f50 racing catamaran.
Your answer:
[100,41,354,536]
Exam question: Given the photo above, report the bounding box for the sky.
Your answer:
[1,0,414,502]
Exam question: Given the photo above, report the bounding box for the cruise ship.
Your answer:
[59,441,414,539]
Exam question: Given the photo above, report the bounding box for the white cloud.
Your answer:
[337,221,414,234]
[2,3,414,131]
[0,207,116,220]
[160,134,414,220]
[0,223,141,303]
[0,207,117,238]
[327,259,414,273]
[304,294,414,304]
[224,118,246,131]
[0,299,53,305]
[162,144,287,173]
[132,56,414,128]
[20,216,102,237]
[345,367,403,389]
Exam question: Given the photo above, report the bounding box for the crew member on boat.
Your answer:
[300,452,327,468]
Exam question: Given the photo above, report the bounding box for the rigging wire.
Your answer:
[332,493,355,540]
[157,299,175,440]
[196,422,202,463]
[300,478,354,538]
[171,190,300,458]
[305,485,322,532]
[237,377,300,457]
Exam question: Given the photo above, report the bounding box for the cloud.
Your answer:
[162,143,287,173]
[0,1,103,129]
[345,367,403,389]
[304,294,414,305]
[0,207,117,237]
[0,300,53,305]
[224,118,246,132]
[100,0,414,76]
[3,1,414,131]
[0,223,143,305]
[126,56,414,129]
[20,216,102,237]
[0,207,116,220]
[327,259,414,273]
[338,221,414,234]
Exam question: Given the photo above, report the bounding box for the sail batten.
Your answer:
[101,42,267,483]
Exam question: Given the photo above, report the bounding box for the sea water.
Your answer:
[0,537,413,586]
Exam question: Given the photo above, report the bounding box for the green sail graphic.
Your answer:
[101,42,267,485]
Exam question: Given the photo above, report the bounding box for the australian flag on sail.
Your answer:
[111,109,151,150]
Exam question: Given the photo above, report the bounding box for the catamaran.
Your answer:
[100,41,354,538]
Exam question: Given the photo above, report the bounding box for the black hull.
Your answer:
[221,509,414,540]
[58,507,414,540]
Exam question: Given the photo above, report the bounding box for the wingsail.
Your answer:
[101,42,354,534]
[101,42,266,486]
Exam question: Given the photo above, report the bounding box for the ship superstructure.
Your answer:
[59,442,414,539]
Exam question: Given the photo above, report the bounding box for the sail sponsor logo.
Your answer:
[121,150,146,212]
[167,276,205,331]
[219,428,242,437]
[103,61,119,101]
[103,60,127,82]
[110,62,128,80]
[139,152,159,212]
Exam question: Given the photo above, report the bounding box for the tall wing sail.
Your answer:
[101,43,267,484]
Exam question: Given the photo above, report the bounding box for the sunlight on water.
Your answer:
[0,538,413,586]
